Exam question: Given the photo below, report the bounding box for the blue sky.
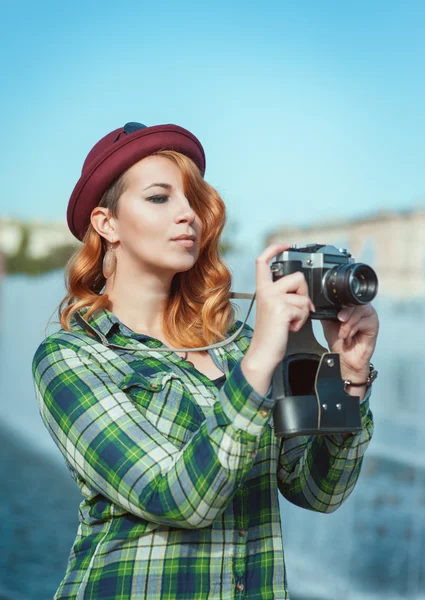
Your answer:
[2,0,425,246]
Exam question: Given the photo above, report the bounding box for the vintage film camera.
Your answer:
[269,244,378,437]
[270,244,378,319]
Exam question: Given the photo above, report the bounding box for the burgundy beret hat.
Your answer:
[67,122,206,241]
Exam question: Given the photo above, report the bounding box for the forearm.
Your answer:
[277,392,374,512]
[131,362,275,528]
[34,341,274,529]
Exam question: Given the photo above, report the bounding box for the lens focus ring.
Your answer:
[323,263,378,306]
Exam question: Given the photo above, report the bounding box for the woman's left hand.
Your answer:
[321,304,379,382]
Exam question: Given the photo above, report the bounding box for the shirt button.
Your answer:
[238,528,247,537]
[249,450,256,459]
[150,383,159,390]
[259,409,269,418]
[236,583,244,592]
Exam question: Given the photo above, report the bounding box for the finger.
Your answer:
[282,293,314,313]
[338,305,376,339]
[288,307,312,332]
[274,270,310,300]
[338,314,363,339]
[337,306,356,322]
[349,314,378,338]
[342,314,378,341]
[255,243,291,289]
[342,324,365,349]
[282,304,312,332]
[338,303,374,323]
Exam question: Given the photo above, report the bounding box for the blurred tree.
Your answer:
[6,224,76,276]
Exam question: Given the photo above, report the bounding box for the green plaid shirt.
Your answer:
[32,307,373,600]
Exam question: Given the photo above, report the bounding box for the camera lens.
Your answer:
[323,263,378,306]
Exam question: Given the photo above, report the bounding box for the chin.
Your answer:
[170,256,198,274]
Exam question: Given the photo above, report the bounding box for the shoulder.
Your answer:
[32,328,94,377]
[225,319,254,353]
[229,319,253,336]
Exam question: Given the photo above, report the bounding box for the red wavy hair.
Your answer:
[58,150,235,347]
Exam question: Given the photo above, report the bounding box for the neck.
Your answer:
[104,261,173,336]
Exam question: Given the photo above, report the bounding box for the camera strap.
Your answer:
[73,292,257,353]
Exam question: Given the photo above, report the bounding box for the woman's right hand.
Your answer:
[241,243,315,396]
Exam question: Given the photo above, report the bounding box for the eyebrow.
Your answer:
[143,183,173,191]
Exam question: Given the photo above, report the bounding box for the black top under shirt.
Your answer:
[211,374,226,389]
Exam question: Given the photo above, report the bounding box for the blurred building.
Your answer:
[266,207,425,299]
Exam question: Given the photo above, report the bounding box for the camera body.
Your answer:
[270,243,378,320]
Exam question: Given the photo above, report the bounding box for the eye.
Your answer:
[146,195,169,204]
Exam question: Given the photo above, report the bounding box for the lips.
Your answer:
[171,235,196,249]
[171,235,196,241]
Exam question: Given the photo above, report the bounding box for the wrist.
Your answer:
[342,363,378,397]
[241,355,275,397]
[339,362,370,383]
[344,382,367,400]
[242,347,277,379]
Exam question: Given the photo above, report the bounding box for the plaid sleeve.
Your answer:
[32,339,274,529]
[277,389,374,513]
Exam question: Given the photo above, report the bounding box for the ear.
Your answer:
[90,207,119,244]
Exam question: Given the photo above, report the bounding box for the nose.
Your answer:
[174,196,196,224]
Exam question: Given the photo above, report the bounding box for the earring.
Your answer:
[102,243,116,278]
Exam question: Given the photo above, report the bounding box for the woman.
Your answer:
[32,122,379,599]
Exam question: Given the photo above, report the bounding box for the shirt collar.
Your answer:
[72,306,134,339]
[72,306,242,345]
